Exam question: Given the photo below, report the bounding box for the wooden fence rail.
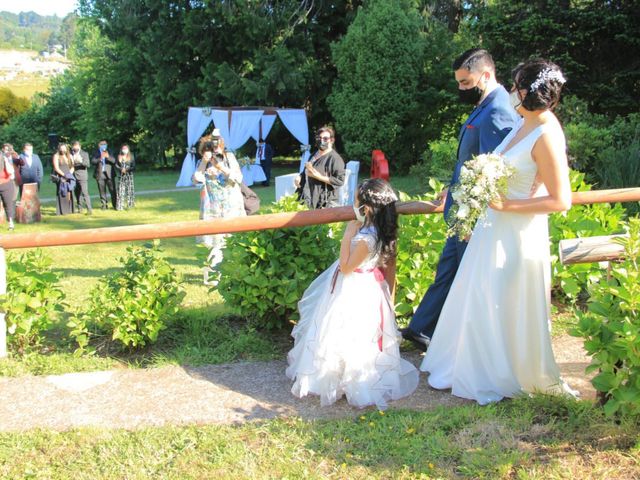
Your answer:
[1,187,639,357]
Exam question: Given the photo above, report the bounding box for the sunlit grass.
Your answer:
[0,397,637,479]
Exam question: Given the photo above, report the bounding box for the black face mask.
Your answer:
[317,139,329,151]
[458,77,485,105]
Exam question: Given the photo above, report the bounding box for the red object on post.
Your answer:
[371,150,390,181]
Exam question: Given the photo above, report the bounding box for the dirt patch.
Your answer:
[0,335,595,432]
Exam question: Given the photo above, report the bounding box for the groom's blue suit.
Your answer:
[409,85,519,339]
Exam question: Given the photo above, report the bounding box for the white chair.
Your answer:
[336,169,351,206]
[275,173,299,200]
[345,160,360,205]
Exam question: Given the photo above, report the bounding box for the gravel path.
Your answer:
[0,335,595,432]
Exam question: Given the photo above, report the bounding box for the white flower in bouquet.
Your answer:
[447,153,514,239]
[238,155,254,168]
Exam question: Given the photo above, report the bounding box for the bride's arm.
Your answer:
[490,129,571,214]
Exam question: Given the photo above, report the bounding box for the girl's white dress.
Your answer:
[420,123,577,405]
[286,226,419,409]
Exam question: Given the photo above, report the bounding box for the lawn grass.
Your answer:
[2,75,51,99]
[0,396,637,479]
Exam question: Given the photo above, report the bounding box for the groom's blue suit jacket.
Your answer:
[443,86,520,219]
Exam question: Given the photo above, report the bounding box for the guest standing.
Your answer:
[52,143,76,215]
[116,144,136,210]
[257,139,274,186]
[295,126,345,209]
[92,140,117,210]
[0,143,17,230]
[192,131,245,274]
[71,141,93,215]
[18,143,43,197]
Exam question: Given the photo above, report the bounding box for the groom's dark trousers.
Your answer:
[408,85,520,339]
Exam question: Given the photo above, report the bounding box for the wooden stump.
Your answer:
[16,183,42,224]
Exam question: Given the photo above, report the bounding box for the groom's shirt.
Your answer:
[445,85,520,219]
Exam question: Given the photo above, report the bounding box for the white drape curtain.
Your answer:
[224,111,264,152]
[277,109,310,172]
[176,107,214,187]
[178,107,310,186]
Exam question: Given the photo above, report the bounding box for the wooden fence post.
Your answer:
[0,247,6,358]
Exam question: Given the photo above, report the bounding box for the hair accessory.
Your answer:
[529,68,566,92]
[366,189,398,204]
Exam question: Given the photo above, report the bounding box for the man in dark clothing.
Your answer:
[401,48,520,351]
[17,143,43,197]
[71,140,93,214]
[91,139,117,209]
[257,139,274,186]
[296,126,345,209]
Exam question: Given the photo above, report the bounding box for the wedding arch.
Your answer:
[176,106,310,187]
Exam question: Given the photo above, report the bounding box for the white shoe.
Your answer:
[8,219,14,230]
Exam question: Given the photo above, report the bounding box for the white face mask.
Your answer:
[353,204,366,223]
[509,90,522,111]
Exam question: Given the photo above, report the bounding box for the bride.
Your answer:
[420,58,578,404]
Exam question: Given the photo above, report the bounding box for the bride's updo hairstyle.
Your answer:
[356,178,398,266]
[514,58,566,111]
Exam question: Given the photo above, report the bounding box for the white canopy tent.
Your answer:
[176,107,310,187]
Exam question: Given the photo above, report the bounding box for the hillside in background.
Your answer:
[0,11,72,52]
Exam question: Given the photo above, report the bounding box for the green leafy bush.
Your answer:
[395,179,447,320]
[570,217,640,417]
[0,250,66,353]
[549,171,627,303]
[409,136,458,182]
[68,241,185,353]
[217,196,340,330]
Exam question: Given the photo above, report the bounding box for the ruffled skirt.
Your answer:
[286,260,418,409]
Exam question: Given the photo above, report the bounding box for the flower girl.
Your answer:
[287,179,425,409]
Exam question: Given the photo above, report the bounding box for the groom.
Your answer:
[402,48,520,350]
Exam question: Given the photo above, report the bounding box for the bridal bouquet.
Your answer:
[447,153,514,239]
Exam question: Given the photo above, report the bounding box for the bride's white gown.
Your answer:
[420,122,577,405]
[287,226,419,409]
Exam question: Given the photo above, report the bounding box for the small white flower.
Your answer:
[470,185,483,197]
[456,203,470,219]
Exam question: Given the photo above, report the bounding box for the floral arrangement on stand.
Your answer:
[447,153,515,239]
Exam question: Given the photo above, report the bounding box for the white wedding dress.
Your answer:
[420,122,577,405]
[287,226,419,409]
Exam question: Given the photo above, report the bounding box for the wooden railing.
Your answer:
[1,187,639,357]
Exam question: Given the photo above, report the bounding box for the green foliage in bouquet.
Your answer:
[570,217,640,417]
[0,250,66,353]
[549,171,627,303]
[68,241,185,353]
[394,178,448,320]
[217,196,340,330]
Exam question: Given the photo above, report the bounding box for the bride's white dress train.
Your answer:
[421,123,577,405]
[287,227,419,409]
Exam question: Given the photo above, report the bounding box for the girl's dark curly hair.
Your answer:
[356,178,398,266]
[514,58,566,111]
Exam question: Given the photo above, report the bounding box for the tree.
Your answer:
[328,0,425,170]
[0,88,30,126]
[469,0,640,117]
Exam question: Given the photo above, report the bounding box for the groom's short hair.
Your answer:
[453,48,495,73]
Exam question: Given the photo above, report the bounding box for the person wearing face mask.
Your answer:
[71,141,92,215]
[191,131,246,282]
[91,140,117,210]
[401,48,520,351]
[295,125,345,209]
[18,143,43,198]
[52,143,76,215]
[116,144,136,211]
[421,59,578,405]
